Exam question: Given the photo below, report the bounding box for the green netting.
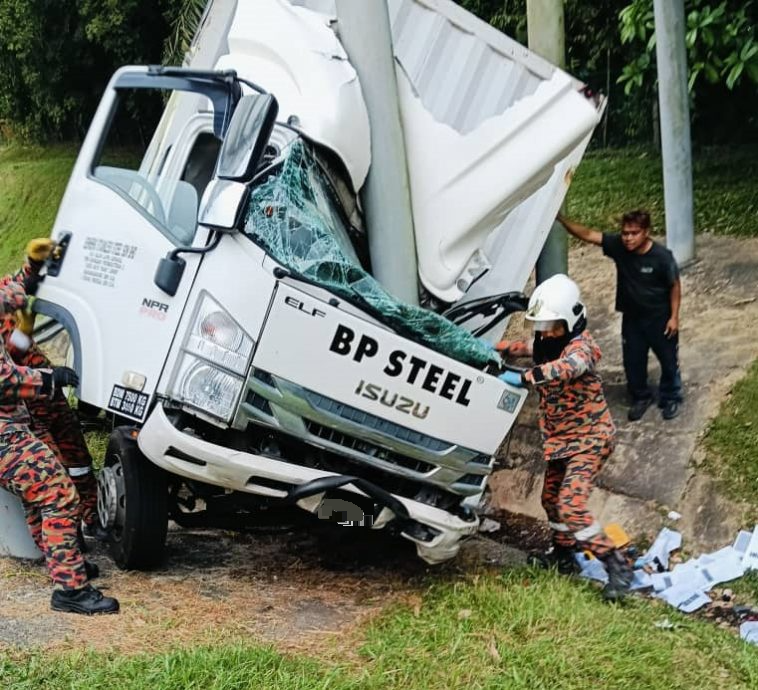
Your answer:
[244,140,497,368]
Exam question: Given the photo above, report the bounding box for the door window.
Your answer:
[93,89,217,246]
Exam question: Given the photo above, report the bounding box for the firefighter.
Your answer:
[2,239,99,539]
[0,278,118,614]
[497,274,633,600]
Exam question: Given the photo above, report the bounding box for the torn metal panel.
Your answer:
[294,0,602,305]
[216,0,371,189]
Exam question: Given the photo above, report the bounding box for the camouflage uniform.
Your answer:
[0,262,97,527]
[0,281,88,591]
[523,330,616,557]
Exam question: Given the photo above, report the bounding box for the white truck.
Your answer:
[35,0,603,567]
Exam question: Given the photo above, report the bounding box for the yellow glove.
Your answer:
[15,308,35,337]
[26,238,55,262]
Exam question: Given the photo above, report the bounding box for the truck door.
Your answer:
[36,67,239,422]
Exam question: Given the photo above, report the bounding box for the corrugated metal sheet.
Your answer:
[293,0,566,135]
[388,0,544,134]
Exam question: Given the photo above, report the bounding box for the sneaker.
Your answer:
[84,560,100,580]
[600,550,634,601]
[627,398,653,422]
[661,400,680,420]
[527,545,579,575]
[51,584,119,615]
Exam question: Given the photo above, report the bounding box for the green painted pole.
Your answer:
[527,0,569,283]
[653,0,695,265]
[335,0,420,304]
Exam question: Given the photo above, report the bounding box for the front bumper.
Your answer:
[138,405,478,563]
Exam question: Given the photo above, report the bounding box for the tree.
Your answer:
[0,0,180,141]
[618,0,758,93]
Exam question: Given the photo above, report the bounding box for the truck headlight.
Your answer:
[170,292,254,421]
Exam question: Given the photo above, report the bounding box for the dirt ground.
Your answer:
[491,232,758,548]
[0,520,525,655]
[2,233,757,656]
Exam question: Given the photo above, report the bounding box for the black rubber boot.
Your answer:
[528,545,579,575]
[51,585,119,615]
[84,560,100,580]
[76,524,88,553]
[82,522,109,542]
[601,550,634,601]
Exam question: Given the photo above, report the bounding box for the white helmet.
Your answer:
[525,274,587,333]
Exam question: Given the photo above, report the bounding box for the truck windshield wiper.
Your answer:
[443,291,529,338]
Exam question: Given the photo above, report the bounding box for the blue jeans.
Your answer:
[621,313,682,405]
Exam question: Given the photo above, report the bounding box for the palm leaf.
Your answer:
[163,0,209,66]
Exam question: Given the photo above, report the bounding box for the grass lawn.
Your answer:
[0,145,77,275]
[2,570,757,690]
[566,146,758,237]
[703,359,758,521]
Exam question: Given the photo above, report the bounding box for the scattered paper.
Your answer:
[630,570,653,591]
[478,518,501,534]
[638,528,682,570]
[629,525,755,618]
[740,621,758,645]
[575,554,609,584]
[667,511,682,521]
[658,584,711,613]
[741,525,758,571]
[733,530,752,556]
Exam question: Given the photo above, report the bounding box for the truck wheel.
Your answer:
[97,427,168,570]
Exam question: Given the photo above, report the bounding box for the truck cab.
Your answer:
[36,0,602,567]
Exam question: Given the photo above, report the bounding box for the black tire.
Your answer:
[99,427,168,570]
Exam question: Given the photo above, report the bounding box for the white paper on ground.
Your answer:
[740,621,758,645]
[630,570,653,591]
[575,555,609,583]
[733,530,753,556]
[658,584,711,613]
[638,528,682,570]
[696,550,745,589]
[741,525,758,571]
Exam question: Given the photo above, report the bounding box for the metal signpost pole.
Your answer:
[335,0,420,304]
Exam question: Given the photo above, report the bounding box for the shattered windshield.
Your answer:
[243,140,498,369]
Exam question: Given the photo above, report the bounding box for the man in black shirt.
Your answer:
[558,210,682,421]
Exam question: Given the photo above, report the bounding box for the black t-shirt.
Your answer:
[601,233,679,318]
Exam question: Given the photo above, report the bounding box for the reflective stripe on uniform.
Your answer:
[548,521,570,532]
[67,466,92,478]
[573,521,602,541]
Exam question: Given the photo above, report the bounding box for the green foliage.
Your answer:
[163,0,208,67]
[2,571,758,689]
[0,1,180,142]
[618,0,758,94]
[703,358,758,517]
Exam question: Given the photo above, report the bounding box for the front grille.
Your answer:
[246,391,273,416]
[304,390,451,452]
[305,420,435,475]
[252,368,277,388]
[455,473,485,487]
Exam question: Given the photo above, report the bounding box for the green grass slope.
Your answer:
[0,146,76,275]
[1,572,756,689]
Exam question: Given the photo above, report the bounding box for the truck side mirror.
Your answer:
[197,179,249,232]
[154,254,186,297]
[196,93,279,234]
[216,93,279,182]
